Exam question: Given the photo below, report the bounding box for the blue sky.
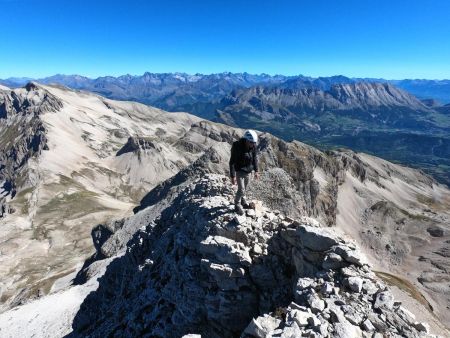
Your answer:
[1,0,450,79]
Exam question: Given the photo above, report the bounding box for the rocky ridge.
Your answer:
[0,83,63,217]
[68,174,437,337]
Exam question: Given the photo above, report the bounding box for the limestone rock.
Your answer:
[414,321,430,333]
[282,224,340,251]
[373,291,394,311]
[320,282,334,295]
[308,314,321,327]
[296,278,314,291]
[396,305,416,324]
[307,293,326,313]
[290,309,311,327]
[333,321,363,338]
[344,277,363,293]
[361,319,375,332]
[322,252,347,270]
[0,82,445,338]
[244,315,281,338]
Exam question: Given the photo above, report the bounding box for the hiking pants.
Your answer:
[235,171,250,205]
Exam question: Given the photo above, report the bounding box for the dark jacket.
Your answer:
[229,138,258,177]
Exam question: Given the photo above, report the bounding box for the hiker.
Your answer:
[229,129,259,215]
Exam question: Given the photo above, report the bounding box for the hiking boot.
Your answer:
[242,201,255,209]
[241,202,252,209]
[235,204,244,215]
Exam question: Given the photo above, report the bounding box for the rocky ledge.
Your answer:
[69,174,437,338]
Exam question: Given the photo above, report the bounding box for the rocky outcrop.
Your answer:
[0,82,63,119]
[0,83,62,217]
[68,175,436,337]
[0,84,63,217]
[116,136,163,156]
[253,136,339,226]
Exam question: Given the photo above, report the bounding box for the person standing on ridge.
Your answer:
[229,130,259,215]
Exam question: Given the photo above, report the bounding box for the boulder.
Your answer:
[320,282,334,295]
[361,319,375,332]
[281,224,339,251]
[296,278,314,291]
[373,291,394,311]
[307,293,326,313]
[414,321,430,333]
[344,277,363,293]
[333,321,363,338]
[322,253,347,270]
[244,315,281,338]
[290,309,311,327]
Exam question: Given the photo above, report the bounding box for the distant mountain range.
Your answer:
[0,73,288,113]
[215,82,442,132]
[2,72,450,107]
[390,79,450,104]
[1,72,450,185]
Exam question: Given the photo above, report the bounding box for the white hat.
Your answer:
[244,130,258,143]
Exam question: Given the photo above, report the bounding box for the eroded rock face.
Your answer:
[249,135,340,226]
[0,84,62,217]
[68,175,435,338]
[116,136,162,156]
[0,82,63,118]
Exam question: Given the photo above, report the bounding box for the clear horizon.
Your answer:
[2,0,450,80]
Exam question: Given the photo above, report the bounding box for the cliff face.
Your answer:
[216,82,435,129]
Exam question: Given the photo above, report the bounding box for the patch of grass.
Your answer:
[10,187,34,214]
[118,183,147,203]
[399,207,431,221]
[38,174,115,223]
[46,174,86,191]
[417,193,435,206]
[40,190,99,214]
[87,162,122,178]
[71,168,96,180]
[375,271,433,312]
